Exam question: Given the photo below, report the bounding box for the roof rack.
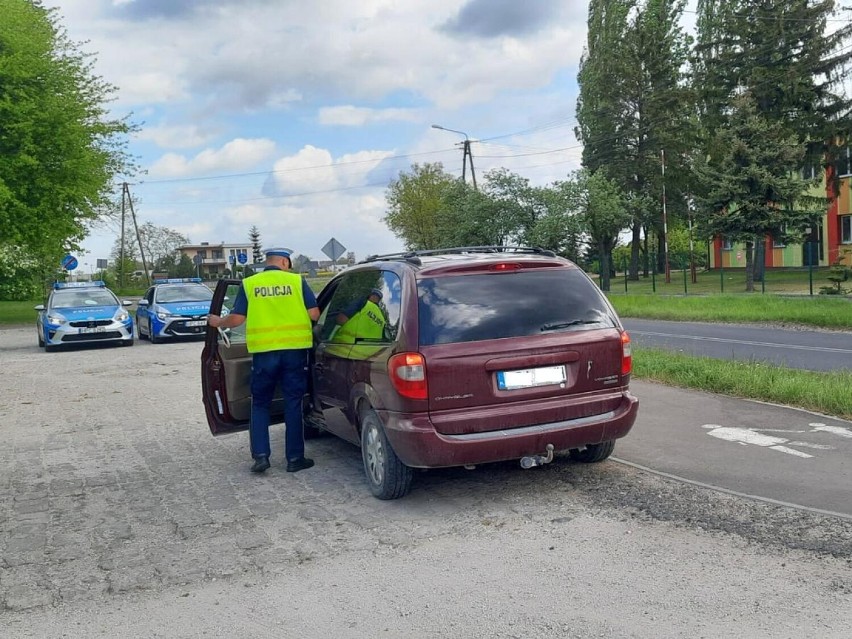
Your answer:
[361,246,556,265]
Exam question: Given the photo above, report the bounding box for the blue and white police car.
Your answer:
[136,278,215,343]
[35,281,135,352]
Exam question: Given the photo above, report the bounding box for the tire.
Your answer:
[137,323,148,340]
[121,339,134,347]
[569,439,616,463]
[150,330,161,344]
[360,408,413,500]
[44,343,59,353]
[38,330,44,347]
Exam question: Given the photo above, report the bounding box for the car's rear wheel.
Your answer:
[360,408,413,500]
[569,439,616,463]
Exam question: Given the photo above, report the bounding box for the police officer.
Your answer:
[208,247,320,474]
[332,288,387,343]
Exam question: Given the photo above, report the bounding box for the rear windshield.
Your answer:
[417,269,618,345]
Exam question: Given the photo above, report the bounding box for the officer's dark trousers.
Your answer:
[249,348,309,462]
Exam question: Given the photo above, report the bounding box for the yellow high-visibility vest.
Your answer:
[243,269,313,353]
[335,299,386,344]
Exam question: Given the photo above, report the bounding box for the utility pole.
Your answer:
[124,182,151,287]
[432,124,477,190]
[120,184,126,289]
[661,149,671,283]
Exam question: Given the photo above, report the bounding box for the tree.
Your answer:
[693,0,852,200]
[694,93,821,291]
[249,226,262,263]
[383,163,459,250]
[572,169,631,291]
[138,222,188,271]
[577,1,693,279]
[0,0,137,271]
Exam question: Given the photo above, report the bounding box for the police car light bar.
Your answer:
[153,277,203,284]
[54,281,106,289]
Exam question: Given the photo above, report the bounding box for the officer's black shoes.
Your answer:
[250,456,271,473]
[286,457,315,473]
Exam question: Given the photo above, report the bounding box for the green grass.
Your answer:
[609,294,852,329]
[634,347,852,421]
[0,300,41,325]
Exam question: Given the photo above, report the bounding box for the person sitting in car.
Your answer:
[331,288,387,343]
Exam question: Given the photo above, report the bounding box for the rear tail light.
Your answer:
[621,330,632,376]
[389,352,428,400]
[490,262,522,271]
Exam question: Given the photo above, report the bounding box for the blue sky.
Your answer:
[46,0,607,266]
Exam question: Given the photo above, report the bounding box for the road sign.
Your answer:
[61,254,78,271]
[321,238,346,262]
[237,252,248,264]
[229,255,235,264]
[193,254,203,265]
[96,259,108,269]
[292,255,310,272]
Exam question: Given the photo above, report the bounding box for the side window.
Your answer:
[145,288,155,304]
[221,283,246,344]
[317,270,401,343]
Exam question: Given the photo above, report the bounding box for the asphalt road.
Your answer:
[621,380,852,518]
[623,318,852,371]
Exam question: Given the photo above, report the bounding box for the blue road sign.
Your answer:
[61,254,78,271]
[237,252,248,264]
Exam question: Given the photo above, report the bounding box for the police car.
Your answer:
[136,278,215,343]
[35,281,135,352]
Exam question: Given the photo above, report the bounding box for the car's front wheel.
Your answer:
[569,439,616,463]
[38,330,44,347]
[360,408,413,500]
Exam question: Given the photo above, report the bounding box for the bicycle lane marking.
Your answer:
[701,422,851,458]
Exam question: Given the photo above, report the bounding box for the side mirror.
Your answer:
[123,300,133,306]
[137,299,149,307]
[34,304,45,311]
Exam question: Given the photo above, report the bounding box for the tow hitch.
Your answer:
[520,444,555,469]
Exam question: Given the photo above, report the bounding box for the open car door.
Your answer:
[201,278,291,436]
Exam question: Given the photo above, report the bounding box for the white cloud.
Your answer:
[148,138,278,178]
[318,106,422,126]
[135,123,219,149]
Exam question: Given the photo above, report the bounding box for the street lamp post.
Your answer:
[431,124,477,190]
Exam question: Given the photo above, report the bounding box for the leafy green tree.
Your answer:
[694,93,821,291]
[173,254,197,279]
[383,163,459,250]
[577,0,693,279]
[572,169,631,291]
[0,0,137,271]
[249,225,262,263]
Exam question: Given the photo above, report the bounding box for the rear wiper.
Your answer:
[540,319,599,332]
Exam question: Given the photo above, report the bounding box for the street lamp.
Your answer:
[431,124,477,190]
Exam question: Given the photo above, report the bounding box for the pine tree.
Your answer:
[249,226,262,263]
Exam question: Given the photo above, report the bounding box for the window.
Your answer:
[722,238,733,250]
[212,250,223,259]
[842,216,852,244]
[773,225,787,248]
[417,270,617,346]
[317,270,401,344]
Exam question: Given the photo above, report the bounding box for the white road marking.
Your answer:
[810,423,852,438]
[787,441,834,450]
[702,424,814,458]
[632,330,852,354]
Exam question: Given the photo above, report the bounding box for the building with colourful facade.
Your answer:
[708,157,852,269]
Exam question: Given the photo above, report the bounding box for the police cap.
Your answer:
[264,247,292,258]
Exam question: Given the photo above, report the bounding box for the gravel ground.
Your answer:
[0,326,850,638]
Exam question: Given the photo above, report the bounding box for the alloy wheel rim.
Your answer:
[365,423,385,485]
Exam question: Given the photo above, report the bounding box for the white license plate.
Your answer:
[79,326,106,334]
[497,365,566,391]
[185,320,207,327]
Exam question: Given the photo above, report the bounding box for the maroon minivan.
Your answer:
[201,247,638,499]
